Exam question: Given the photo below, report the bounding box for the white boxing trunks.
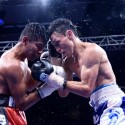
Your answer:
[89,83,125,125]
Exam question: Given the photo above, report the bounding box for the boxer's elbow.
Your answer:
[16,103,26,111]
[15,99,29,111]
[18,107,26,111]
[58,93,69,98]
[16,102,28,111]
[58,89,69,97]
[83,93,91,98]
[80,86,92,98]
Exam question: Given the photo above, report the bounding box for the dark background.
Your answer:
[0,0,125,125]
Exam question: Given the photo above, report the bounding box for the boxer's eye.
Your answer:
[52,41,60,48]
[35,43,44,50]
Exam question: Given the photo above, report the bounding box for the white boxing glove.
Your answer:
[39,72,66,89]
[45,72,66,89]
[38,64,67,89]
[37,83,58,98]
[53,65,66,78]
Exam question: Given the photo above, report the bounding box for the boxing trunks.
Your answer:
[0,94,27,125]
[89,83,125,125]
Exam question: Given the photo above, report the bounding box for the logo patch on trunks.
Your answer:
[0,114,7,125]
[108,109,120,125]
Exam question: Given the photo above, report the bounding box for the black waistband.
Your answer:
[0,94,14,107]
[0,94,10,98]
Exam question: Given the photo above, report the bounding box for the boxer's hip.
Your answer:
[89,83,125,110]
[0,107,27,125]
[0,94,27,125]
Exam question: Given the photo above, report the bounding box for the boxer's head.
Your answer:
[19,22,47,61]
[48,18,78,58]
[19,22,46,44]
[48,18,78,37]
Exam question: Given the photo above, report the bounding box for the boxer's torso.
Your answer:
[63,42,116,91]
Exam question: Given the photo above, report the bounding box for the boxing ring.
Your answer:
[0,34,125,125]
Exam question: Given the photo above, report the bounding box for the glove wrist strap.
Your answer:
[36,87,44,98]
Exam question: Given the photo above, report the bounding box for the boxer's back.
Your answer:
[0,61,10,95]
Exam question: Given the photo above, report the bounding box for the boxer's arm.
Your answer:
[26,68,42,92]
[6,64,57,111]
[64,64,99,98]
[57,66,72,97]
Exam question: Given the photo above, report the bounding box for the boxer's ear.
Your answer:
[66,30,73,39]
[22,36,29,45]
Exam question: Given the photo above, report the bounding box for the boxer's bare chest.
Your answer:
[66,57,83,78]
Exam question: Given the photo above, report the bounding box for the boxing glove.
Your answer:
[53,65,66,78]
[47,40,62,58]
[31,59,54,82]
[44,64,67,89]
[40,51,64,77]
[44,72,67,89]
[31,59,67,89]
[37,83,58,98]
[40,51,49,60]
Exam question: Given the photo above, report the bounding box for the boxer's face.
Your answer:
[22,37,44,61]
[30,42,44,60]
[27,41,44,61]
[51,31,74,58]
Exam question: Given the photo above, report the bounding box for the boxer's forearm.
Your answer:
[65,81,92,98]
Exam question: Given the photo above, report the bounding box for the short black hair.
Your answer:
[48,18,78,37]
[19,22,46,44]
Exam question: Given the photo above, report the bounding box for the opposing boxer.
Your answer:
[44,18,125,124]
[0,22,58,125]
